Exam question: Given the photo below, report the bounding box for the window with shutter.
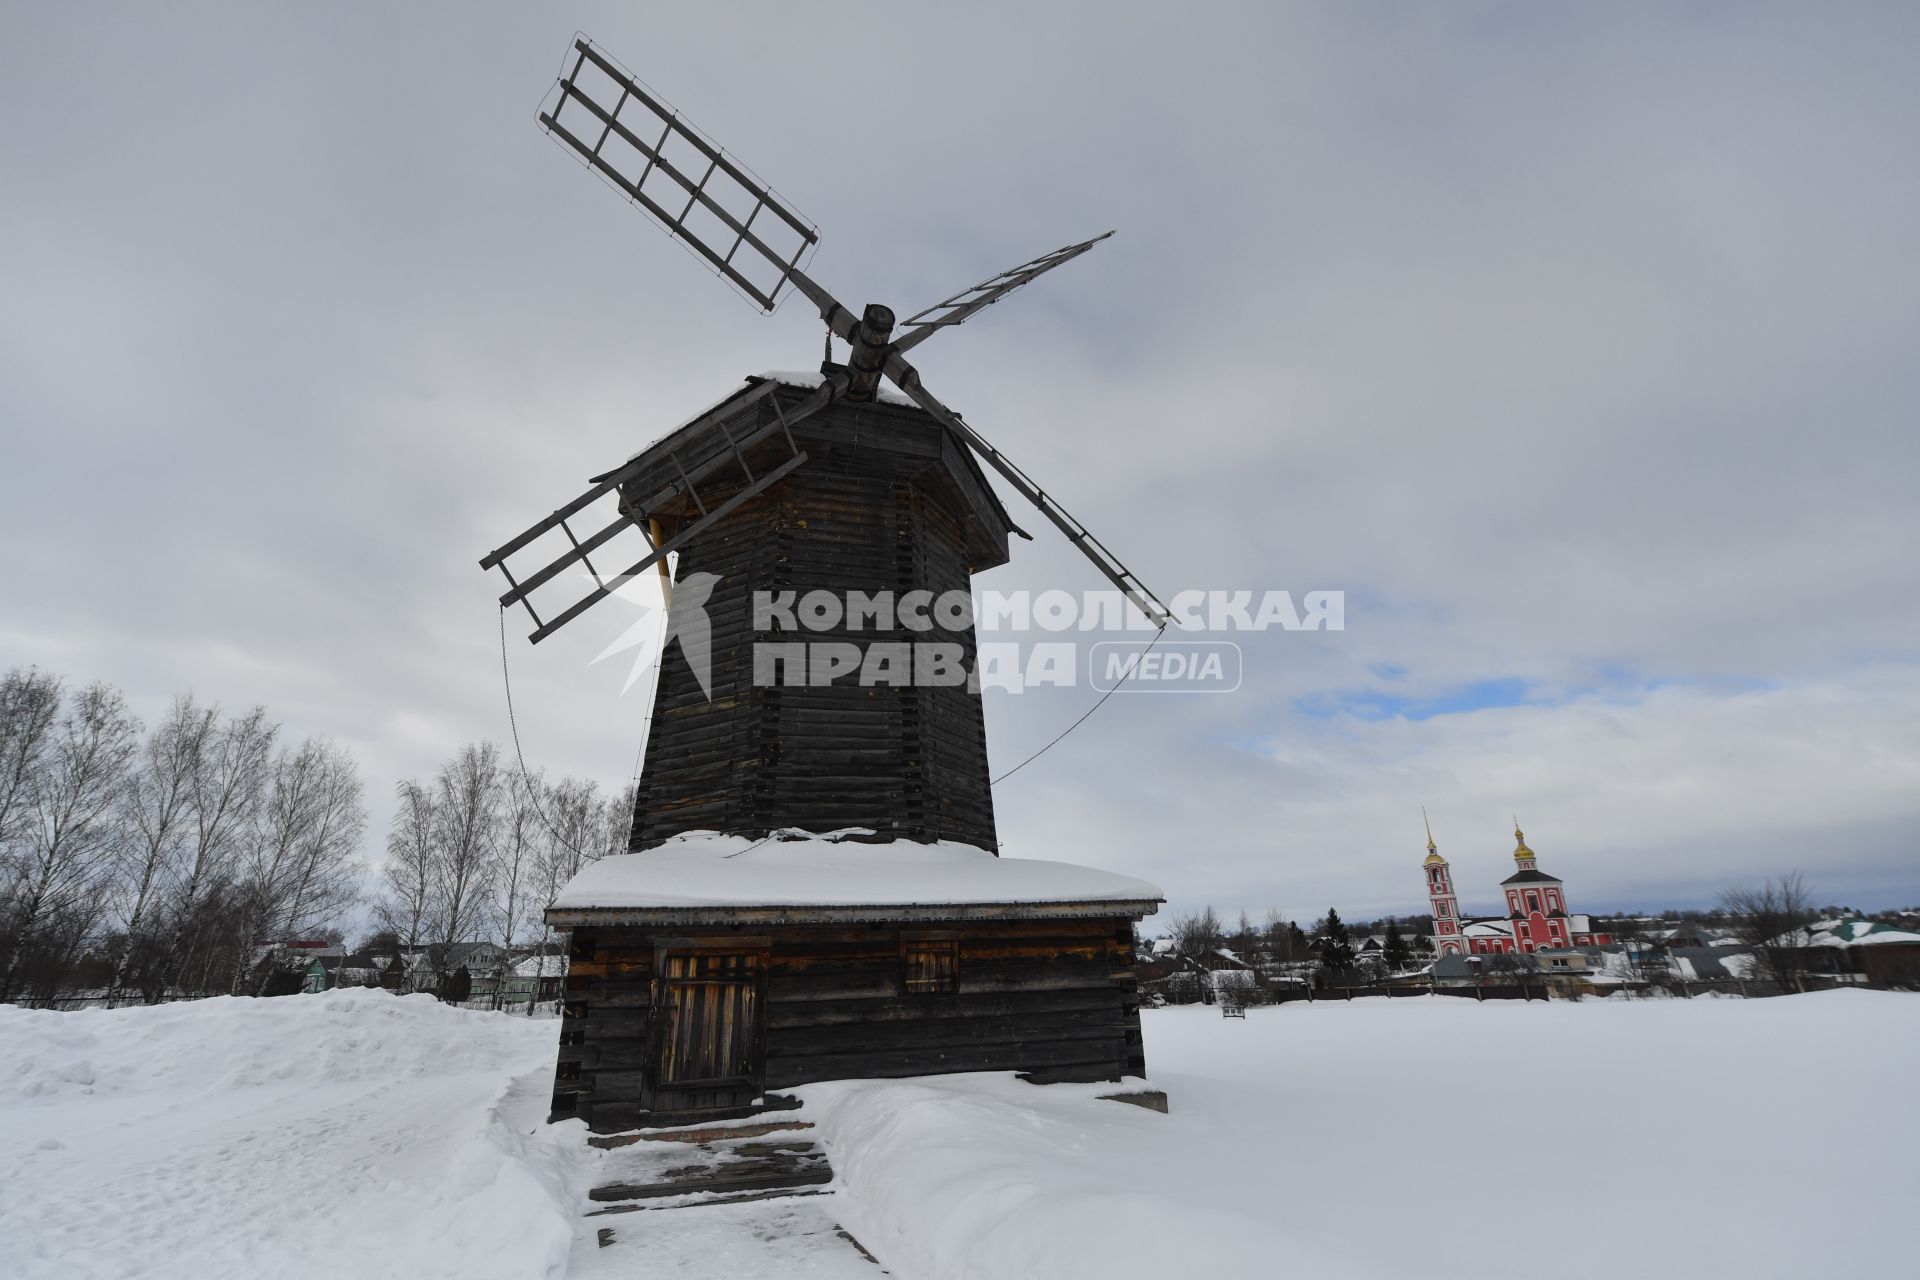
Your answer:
[903,939,959,994]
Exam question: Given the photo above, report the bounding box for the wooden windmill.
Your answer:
[483,38,1165,1131]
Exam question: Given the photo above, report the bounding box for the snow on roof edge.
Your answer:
[757,369,919,408]
[550,828,1164,914]
[621,372,920,464]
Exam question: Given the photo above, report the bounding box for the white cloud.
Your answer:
[994,662,1920,922]
[2,3,1916,923]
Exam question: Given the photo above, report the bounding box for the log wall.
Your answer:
[552,918,1147,1133]
[624,392,1003,852]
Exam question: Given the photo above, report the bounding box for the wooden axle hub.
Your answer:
[841,304,896,403]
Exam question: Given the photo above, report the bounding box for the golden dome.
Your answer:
[1513,820,1534,860]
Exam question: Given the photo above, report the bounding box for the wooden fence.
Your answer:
[1160,971,1911,1009]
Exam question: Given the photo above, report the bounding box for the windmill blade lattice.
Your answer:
[880,358,1173,629]
[539,39,819,312]
[892,232,1116,355]
[481,379,827,643]
[496,33,1171,640]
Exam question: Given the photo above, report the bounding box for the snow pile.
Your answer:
[2,990,540,1100]
[0,990,584,1280]
[800,1073,1357,1278]
[804,991,1920,1280]
[552,828,1163,911]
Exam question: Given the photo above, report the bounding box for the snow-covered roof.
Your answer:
[512,954,567,978]
[623,372,920,465]
[1791,918,1920,948]
[548,828,1164,924]
[1674,949,1757,981]
[758,369,918,408]
[1856,928,1920,945]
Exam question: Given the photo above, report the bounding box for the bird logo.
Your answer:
[588,570,721,701]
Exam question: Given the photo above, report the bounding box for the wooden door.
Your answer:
[646,943,768,1114]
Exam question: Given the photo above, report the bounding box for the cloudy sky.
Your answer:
[4,2,1916,928]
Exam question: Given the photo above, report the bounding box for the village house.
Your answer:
[1788,917,1920,985]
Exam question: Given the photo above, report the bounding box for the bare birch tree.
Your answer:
[106,695,211,1004]
[532,777,602,916]
[1169,905,1224,958]
[272,739,365,939]
[0,683,139,1001]
[380,779,438,953]
[431,742,501,950]
[169,707,276,992]
[601,782,635,859]
[490,767,544,1009]
[238,737,366,992]
[517,776,605,1012]
[0,669,364,1003]
[0,668,61,850]
[1719,872,1818,991]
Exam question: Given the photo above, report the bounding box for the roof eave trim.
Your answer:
[546,897,1163,929]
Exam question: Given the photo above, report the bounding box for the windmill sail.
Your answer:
[513,34,1173,633]
[881,361,1174,630]
[481,380,826,643]
[539,39,819,311]
[892,232,1115,355]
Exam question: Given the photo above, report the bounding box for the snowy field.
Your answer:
[3,990,1915,1280]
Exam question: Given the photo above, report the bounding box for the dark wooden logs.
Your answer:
[553,918,1147,1131]
[624,389,1004,854]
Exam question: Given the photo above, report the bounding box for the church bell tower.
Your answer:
[1423,813,1466,957]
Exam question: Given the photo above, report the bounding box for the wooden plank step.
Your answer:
[589,1157,833,1203]
[589,1139,835,1206]
[585,1187,834,1216]
[586,1092,806,1140]
[589,1118,813,1149]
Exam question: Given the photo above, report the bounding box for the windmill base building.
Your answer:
[1423,825,1613,957]
[546,830,1159,1131]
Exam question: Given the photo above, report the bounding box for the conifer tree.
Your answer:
[1383,921,1411,972]
[439,963,472,1005]
[1318,908,1356,975]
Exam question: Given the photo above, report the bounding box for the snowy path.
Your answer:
[567,1198,881,1278]
[561,1122,879,1277]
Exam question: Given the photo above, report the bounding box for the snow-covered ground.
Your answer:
[4,989,1915,1280]
[812,992,1920,1278]
[0,992,580,1280]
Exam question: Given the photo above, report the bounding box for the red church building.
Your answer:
[1423,819,1612,957]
